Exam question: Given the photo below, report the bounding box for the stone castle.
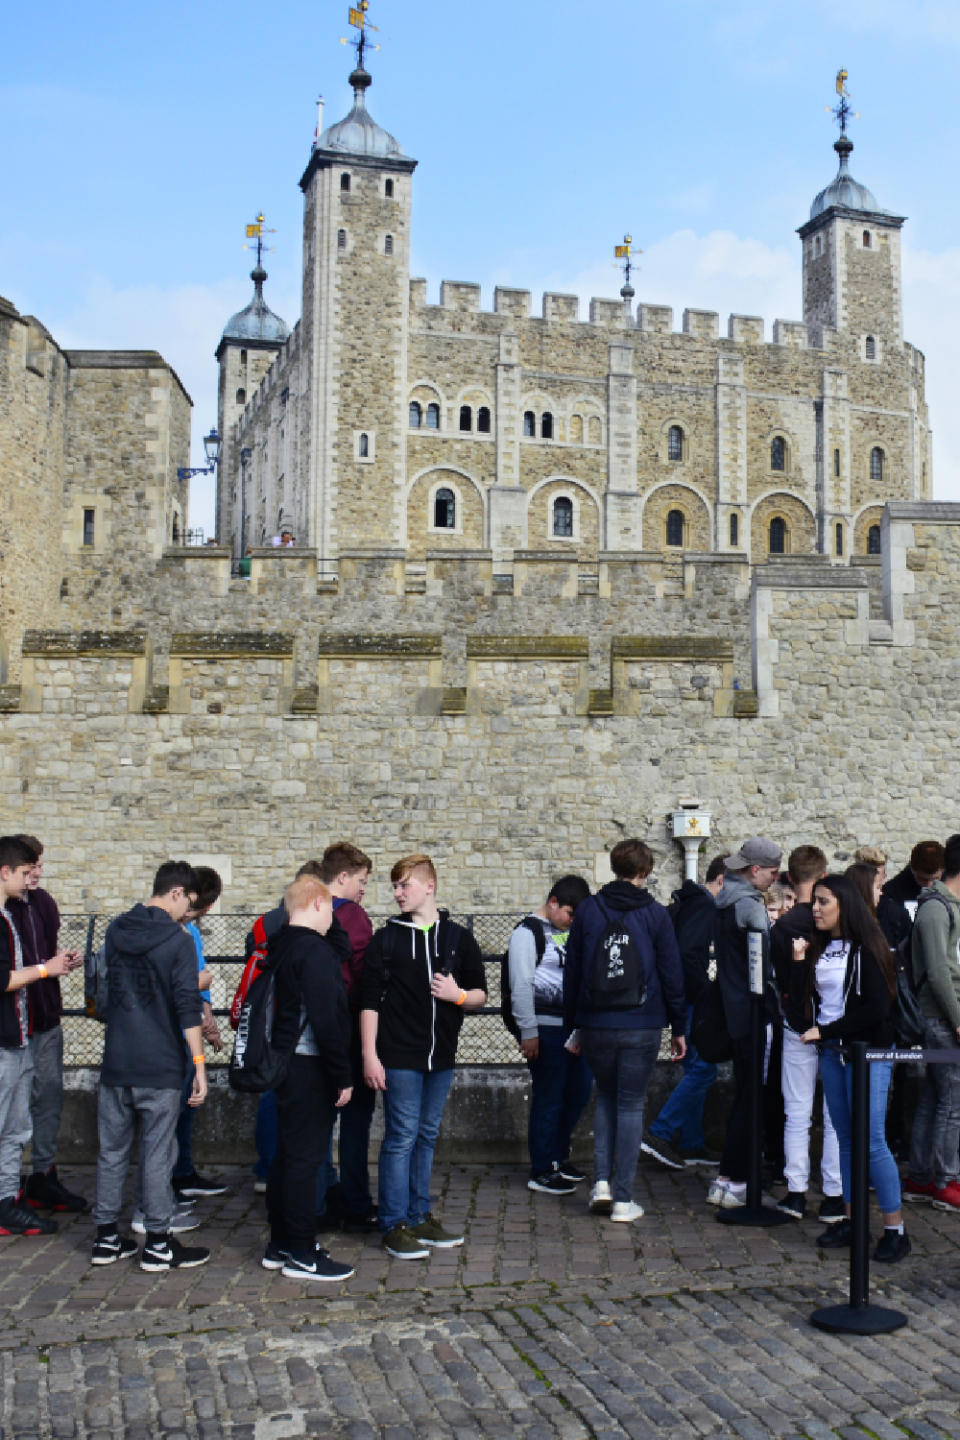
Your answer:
[0,53,956,914]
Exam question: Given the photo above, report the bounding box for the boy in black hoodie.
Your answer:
[262,874,355,1282]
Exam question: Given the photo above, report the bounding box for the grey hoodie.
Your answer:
[100,904,202,1089]
[913,880,960,1032]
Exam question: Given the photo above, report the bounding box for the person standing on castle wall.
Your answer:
[708,837,782,1210]
[507,873,592,1196]
[8,834,89,1215]
[360,854,486,1260]
[0,836,79,1237]
[643,853,728,1171]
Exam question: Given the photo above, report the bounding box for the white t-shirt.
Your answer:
[816,939,850,1027]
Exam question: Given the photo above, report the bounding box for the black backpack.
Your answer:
[589,900,648,1012]
[501,917,547,1040]
[894,889,956,1048]
[228,951,302,1093]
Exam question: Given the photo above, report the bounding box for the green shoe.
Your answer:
[382,1224,430,1260]
[409,1213,464,1248]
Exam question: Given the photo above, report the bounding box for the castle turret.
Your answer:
[216,252,288,553]
[297,61,417,555]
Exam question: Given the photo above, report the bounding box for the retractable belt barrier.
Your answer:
[810,1039,960,1336]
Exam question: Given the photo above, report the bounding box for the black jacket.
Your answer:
[771,901,815,1031]
[816,945,895,1047]
[668,880,716,1005]
[100,904,202,1089]
[713,873,776,1041]
[269,923,352,1093]
[8,888,62,1032]
[0,910,28,1048]
[563,880,686,1035]
[360,912,486,1071]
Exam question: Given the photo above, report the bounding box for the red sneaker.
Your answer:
[902,1178,937,1203]
[932,1181,960,1213]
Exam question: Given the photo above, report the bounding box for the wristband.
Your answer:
[37,965,48,980]
[456,990,466,1007]
[193,1055,205,1064]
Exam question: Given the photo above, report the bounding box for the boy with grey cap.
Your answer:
[708,837,782,1209]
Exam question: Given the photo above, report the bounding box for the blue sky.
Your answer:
[4,0,960,537]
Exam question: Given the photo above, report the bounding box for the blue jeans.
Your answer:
[580,1027,661,1203]
[174,1066,195,1181]
[649,1005,717,1150]
[527,1025,593,1177]
[819,1046,901,1214]
[378,1067,454,1232]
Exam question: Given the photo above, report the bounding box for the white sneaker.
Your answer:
[610,1201,644,1223]
[131,1205,200,1235]
[713,1181,747,1210]
[589,1181,613,1216]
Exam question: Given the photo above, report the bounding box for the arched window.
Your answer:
[434,487,456,529]
[240,349,247,367]
[235,388,246,405]
[337,229,347,251]
[569,414,583,444]
[426,403,440,429]
[587,416,602,446]
[384,234,394,256]
[172,514,181,545]
[477,406,491,434]
[83,508,95,547]
[729,513,739,547]
[666,510,684,548]
[541,412,553,440]
[865,335,876,360]
[667,425,684,462]
[459,405,472,432]
[816,235,823,257]
[862,230,871,248]
[409,401,422,429]
[834,448,841,477]
[835,522,844,556]
[870,446,884,481]
[867,524,882,555]
[553,497,574,538]
[769,517,787,554]
[523,410,536,437]
[770,436,786,472]
[385,179,394,198]
[358,432,369,458]
[340,173,350,192]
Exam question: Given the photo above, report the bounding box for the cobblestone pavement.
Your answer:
[1,1161,959,1439]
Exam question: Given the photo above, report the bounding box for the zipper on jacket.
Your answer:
[426,924,437,1072]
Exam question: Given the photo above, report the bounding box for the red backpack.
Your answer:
[229,914,269,1031]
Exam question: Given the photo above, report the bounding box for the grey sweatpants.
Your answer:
[29,1026,64,1173]
[94,1083,180,1233]
[0,1045,34,1199]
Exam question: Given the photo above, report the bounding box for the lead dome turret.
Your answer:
[221,265,289,346]
[809,134,891,219]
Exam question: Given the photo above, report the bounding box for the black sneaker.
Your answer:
[91,1232,138,1266]
[818,1195,847,1225]
[817,1217,852,1249]
[776,1191,807,1220]
[172,1172,228,1199]
[874,1228,911,1264]
[557,1162,588,1184]
[139,1234,211,1272]
[0,1195,58,1236]
[640,1129,685,1170]
[261,1240,291,1271]
[25,1166,89,1213]
[528,1168,576,1195]
[281,1246,355,1282]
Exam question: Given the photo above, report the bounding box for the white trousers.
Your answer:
[782,1023,841,1196]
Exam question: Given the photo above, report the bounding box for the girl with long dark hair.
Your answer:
[793,873,908,1262]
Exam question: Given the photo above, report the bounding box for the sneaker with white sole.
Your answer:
[640,1129,685,1170]
[173,1172,228,1198]
[610,1201,644,1222]
[91,1231,139,1266]
[261,1240,291,1271]
[589,1181,613,1216]
[707,1179,746,1208]
[280,1246,355,1282]
[527,1165,576,1195]
[410,1214,464,1248]
[557,1162,587,1184]
[382,1224,430,1260]
[139,1234,210,1272]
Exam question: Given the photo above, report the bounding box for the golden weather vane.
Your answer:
[242,212,276,268]
[613,234,642,297]
[340,1,380,69]
[826,68,859,135]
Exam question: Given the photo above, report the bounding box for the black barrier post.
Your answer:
[810,1041,907,1334]
[718,932,790,1229]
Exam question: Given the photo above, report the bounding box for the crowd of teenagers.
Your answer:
[0,829,957,1282]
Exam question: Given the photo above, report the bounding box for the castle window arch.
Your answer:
[865,334,876,360]
[459,405,472,432]
[541,412,554,440]
[426,403,440,429]
[770,435,787,473]
[337,229,347,251]
[433,487,456,530]
[816,234,823,257]
[385,178,394,198]
[477,406,491,434]
[768,516,788,554]
[870,446,884,481]
[862,230,872,248]
[384,234,394,256]
[667,425,684,462]
[867,524,882,555]
[569,414,583,444]
[835,522,844,557]
[587,415,602,446]
[729,512,739,547]
[523,410,536,438]
[239,349,247,368]
[409,400,422,429]
[834,448,841,477]
[666,509,685,548]
[358,432,369,458]
[354,430,375,462]
[171,512,182,546]
[552,496,574,538]
[340,173,350,192]
[236,388,246,405]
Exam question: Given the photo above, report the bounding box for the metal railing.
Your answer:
[57,912,526,1068]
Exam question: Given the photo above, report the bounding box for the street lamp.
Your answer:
[177,427,222,481]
